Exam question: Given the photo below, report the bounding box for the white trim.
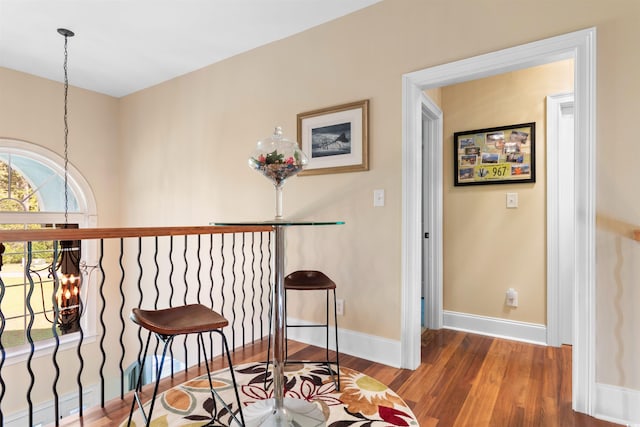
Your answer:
[400,75,424,370]
[2,333,98,366]
[285,317,401,368]
[595,383,640,426]
[401,27,597,415]
[443,310,547,345]
[421,95,443,331]
[546,92,575,347]
[571,27,597,416]
[5,384,98,427]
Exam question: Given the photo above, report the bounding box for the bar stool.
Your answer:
[127,304,245,427]
[266,270,340,390]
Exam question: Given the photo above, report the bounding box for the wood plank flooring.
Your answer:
[58,329,622,427]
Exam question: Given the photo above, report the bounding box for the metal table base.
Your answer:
[243,397,325,427]
[213,220,344,427]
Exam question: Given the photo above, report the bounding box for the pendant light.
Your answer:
[51,27,82,334]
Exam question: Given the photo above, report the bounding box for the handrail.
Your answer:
[0,225,272,242]
[0,224,274,426]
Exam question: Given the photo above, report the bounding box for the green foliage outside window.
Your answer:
[0,160,54,264]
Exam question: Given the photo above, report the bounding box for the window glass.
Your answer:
[0,152,80,212]
[0,145,86,350]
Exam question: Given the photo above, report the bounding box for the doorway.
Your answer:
[401,28,596,415]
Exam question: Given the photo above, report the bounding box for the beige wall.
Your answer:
[424,88,442,108]
[0,67,120,227]
[3,0,640,399]
[118,0,640,391]
[0,67,120,411]
[442,60,574,324]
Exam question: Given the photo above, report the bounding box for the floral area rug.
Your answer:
[123,361,418,426]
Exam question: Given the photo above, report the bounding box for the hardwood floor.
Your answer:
[58,329,622,427]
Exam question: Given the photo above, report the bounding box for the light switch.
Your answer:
[506,192,518,208]
[373,189,385,207]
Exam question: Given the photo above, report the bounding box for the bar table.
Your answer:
[213,220,344,427]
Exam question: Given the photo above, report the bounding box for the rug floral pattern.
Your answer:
[124,362,418,426]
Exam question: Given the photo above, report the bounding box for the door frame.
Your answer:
[401,28,596,415]
[547,92,576,346]
[420,95,443,330]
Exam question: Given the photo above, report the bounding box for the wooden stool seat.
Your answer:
[284,270,336,290]
[131,304,228,336]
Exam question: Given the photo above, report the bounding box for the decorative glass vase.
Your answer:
[248,126,308,219]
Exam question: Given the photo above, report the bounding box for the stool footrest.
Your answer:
[285,323,329,328]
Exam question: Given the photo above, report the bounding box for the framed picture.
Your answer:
[297,99,369,175]
[453,122,535,186]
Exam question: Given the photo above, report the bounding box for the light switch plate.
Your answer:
[506,192,518,208]
[373,189,385,207]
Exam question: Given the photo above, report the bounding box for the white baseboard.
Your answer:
[5,384,98,427]
[285,317,401,368]
[595,383,639,426]
[443,310,547,345]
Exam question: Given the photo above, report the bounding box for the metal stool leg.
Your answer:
[284,287,289,362]
[332,288,340,391]
[198,332,245,426]
[264,286,274,390]
[128,332,173,427]
[219,331,246,426]
[128,331,152,426]
[129,330,245,427]
[324,289,330,367]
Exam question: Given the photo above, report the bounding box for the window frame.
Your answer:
[0,138,98,364]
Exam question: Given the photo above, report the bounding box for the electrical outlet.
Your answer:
[336,299,344,316]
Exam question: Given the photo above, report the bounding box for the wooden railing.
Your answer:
[0,225,273,427]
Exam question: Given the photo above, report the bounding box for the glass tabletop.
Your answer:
[212,219,344,226]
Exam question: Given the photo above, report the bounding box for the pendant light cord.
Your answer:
[63,34,69,224]
[58,28,74,224]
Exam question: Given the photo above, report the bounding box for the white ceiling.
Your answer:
[0,0,381,98]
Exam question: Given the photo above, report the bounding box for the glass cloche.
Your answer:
[248,126,308,219]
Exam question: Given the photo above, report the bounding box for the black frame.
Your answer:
[453,122,536,186]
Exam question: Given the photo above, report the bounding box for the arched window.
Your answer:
[0,138,96,354]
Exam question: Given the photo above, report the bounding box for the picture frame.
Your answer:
[297,99,369,175]
[453,122,535,186]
